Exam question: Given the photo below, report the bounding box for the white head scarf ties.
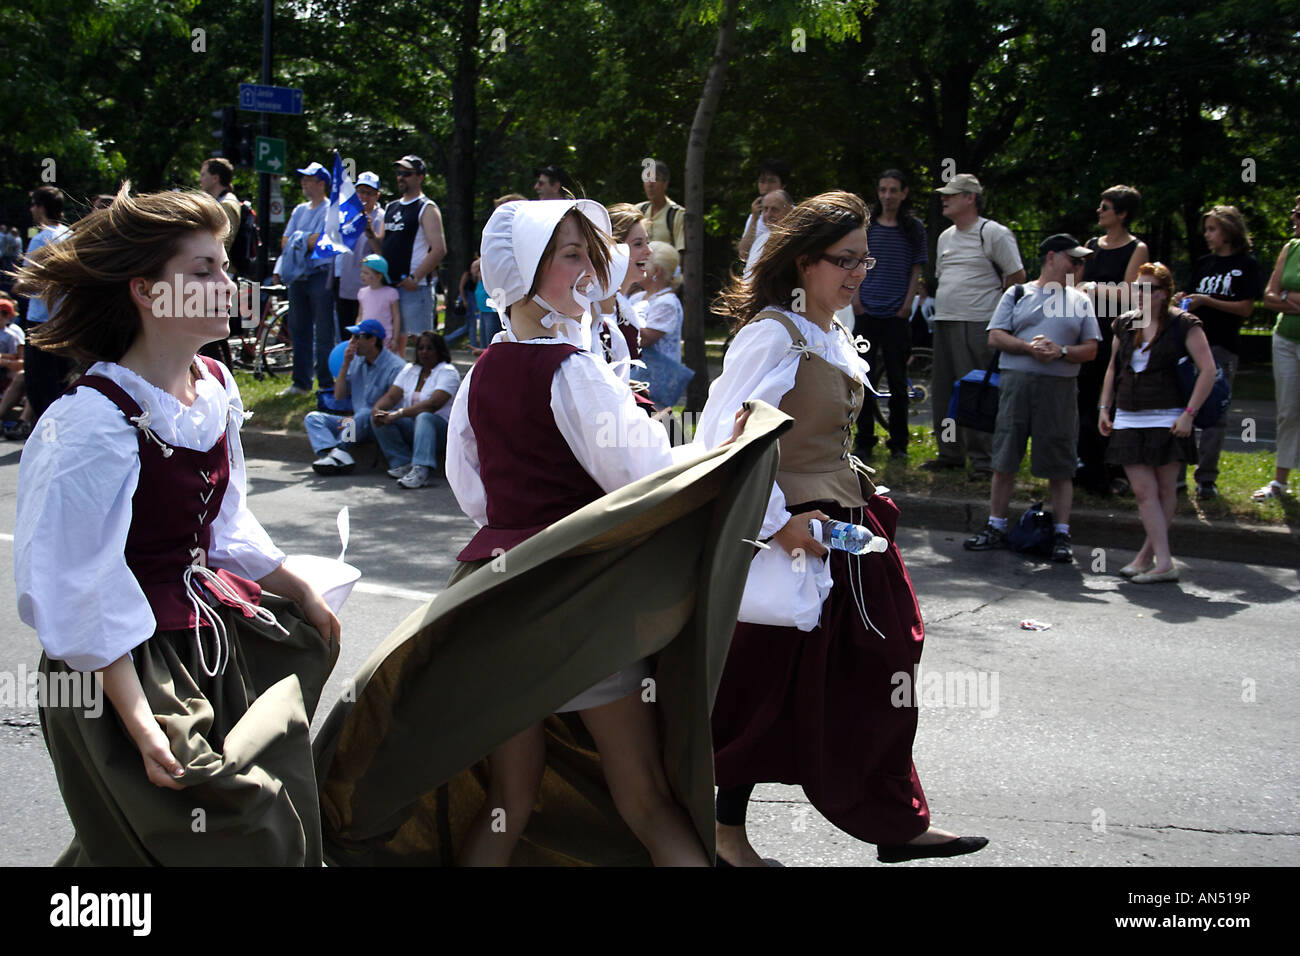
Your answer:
[480,199,612,342]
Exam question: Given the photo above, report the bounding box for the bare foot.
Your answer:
[715,822,766,866]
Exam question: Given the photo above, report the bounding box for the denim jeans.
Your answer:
[397,284,434,337]
[1191,344,1239,485]
[374,411,448,469]
[304,410,374,454]
[289,270,336,391]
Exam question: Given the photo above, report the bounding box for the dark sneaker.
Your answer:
[964,523,1007,551]
[921,458,963,472]
[1051,531,1073,563]
[1196,482,1218,500]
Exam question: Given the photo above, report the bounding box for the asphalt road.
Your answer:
[1,441,1297,867]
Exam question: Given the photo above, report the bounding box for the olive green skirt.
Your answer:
[40,592,339,866]
[314,402,791,866]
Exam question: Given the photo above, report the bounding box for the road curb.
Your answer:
[241,427,1298,568]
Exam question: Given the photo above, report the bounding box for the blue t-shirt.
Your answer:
[858,219,928,316]
[347,348,404,418]
[23,224,71,323]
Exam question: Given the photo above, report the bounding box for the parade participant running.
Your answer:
[694,190,988,866]
[440,198,746,865]
[13,186,340,865]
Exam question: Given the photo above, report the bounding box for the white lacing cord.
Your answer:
[845,505,888,641]
[182,564,288,677]
[850,334,872,354]
[128,408,173,458]
[787,340,826,361]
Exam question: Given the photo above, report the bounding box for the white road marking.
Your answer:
[352,581,435,603]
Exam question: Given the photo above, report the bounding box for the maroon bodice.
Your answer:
[69,358,262,631]
[618,319,641,362]
[459,342,605,561]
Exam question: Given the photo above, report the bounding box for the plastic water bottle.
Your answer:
[808,518,888,554]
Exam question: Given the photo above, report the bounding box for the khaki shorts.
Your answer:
[991,370,1079,479]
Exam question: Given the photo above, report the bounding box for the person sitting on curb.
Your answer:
[305,318,404,475]
[372,331,460,489]
[964,234,1101,562]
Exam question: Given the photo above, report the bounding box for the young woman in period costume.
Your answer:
[13,186,340,866]
[694,190,988,866]
[443,198,745,865]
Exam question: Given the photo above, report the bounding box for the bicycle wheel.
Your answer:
[255,306,294,378]
[906,347,933,405]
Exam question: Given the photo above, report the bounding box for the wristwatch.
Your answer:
[1059,345,1068,360]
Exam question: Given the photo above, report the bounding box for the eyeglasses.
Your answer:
[821,253,876,272]
[395,171,412,178]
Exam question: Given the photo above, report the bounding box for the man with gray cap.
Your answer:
[380,155,447,350]
[964,234,1101,561]
[926,173,1025,475]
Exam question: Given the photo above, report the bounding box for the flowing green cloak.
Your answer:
[313,402,790,865]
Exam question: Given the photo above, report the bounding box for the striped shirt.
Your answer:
[858,219,927,316]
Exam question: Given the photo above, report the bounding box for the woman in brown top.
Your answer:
[695,191,987,866]
[1099,263,1216,582]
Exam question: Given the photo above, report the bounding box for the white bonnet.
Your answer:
[480,199,612,315]
[591,243,630,302]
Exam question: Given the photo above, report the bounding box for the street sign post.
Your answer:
[254,136,287,176]
[238,83,303,115]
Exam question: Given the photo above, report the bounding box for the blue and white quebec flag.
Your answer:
[312,150,366,260]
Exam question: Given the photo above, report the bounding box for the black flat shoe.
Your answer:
[876,835,989,864]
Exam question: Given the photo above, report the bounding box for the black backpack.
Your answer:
[1005,501,1055,557]
[229,200,261,278]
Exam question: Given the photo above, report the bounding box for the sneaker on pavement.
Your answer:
[1051,531,1073,563]
[398,464,433,489]
[312,447,356,475]
[1196,482,1218,500]
[279,384,311,397]
[963,523,1007,551]
[387,464,413,479]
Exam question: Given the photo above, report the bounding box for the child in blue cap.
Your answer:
[357,253,403,354]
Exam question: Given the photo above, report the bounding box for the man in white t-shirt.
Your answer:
[926,173,1026,475]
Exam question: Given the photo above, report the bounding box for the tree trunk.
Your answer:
[682,0,739,412]
[442,0,480,307]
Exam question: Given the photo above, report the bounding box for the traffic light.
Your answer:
[210,106,238,159]
[237,123,256,167]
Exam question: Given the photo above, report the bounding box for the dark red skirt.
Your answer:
[712,493,931,844]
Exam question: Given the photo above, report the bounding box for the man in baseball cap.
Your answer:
[380,154,446,348]
[296,161,332,186]
[333,171,386,341]
[925,172,1027,475]
[305,318,404,475]
[964,231,1100,560]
